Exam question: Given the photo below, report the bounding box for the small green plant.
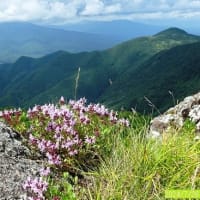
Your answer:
[47,172,77,200]
[81,117,200,200]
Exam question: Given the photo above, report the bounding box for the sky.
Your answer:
[0,0,200,25]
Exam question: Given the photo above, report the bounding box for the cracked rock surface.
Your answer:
[0,121,43,200]
[149,92,200,138]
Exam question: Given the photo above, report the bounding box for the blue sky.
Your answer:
[0,0,200,25]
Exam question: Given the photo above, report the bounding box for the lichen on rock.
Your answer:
[149,92,200,138]
[0,121,44,199]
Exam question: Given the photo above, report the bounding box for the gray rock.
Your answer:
[0,121,44,199]
[149,92,200,138]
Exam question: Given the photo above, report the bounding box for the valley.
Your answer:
[0,27,200,113]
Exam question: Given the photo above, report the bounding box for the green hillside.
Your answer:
[100,42,200,112]
[0,27,199,110]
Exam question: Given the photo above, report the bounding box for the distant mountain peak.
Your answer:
[155,27,188,37]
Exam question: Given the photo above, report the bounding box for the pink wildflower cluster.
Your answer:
[23,177,48,200]
[22,166,51,200]
[69,97,129,127]
[40,167,51,176]
[29,135,62,165]
[27,102,82,160]
[0,96,129,199]
[0,108,22,124]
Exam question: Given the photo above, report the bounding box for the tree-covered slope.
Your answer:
[0,27,199,110]
[100,42,200,112]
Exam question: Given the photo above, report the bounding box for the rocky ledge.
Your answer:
[149,92,200,138]
[0,121,43,200]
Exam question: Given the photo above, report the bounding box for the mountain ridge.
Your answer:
[101,41,200,112]
[155,27,188,36]
[0,27,200,112]
[0,22,120,63]
[52,20,165,41]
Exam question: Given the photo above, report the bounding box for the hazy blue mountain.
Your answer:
[0,22,119,63]
[53,20,165,41]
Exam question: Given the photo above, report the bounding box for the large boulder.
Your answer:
[149,92,200,138]
[0,121,43,199]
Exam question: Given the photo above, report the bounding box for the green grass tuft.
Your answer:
[79,116,200,200]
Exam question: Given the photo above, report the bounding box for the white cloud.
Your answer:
[80,0,121,15]
[0,0,199,24]
[80,0,104,15]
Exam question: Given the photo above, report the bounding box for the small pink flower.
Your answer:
[40,167,50,176]
[69,149,78,156]
[23,177,48,199]
[85,136,96,144]
[46,152,61,165]
[29,134,38,145]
